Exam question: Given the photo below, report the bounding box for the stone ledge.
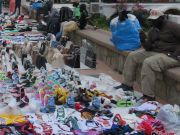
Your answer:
[166,67,180,82]
[76,29,130,57]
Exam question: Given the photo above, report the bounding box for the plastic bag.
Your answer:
[110,17,140,51]
[157,104,179,124]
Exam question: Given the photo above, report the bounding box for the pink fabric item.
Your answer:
[18,15,25,23]
[9,0,15,14]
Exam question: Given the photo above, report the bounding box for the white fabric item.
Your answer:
[26,113,38,123]
[50,34,56,47]
[127,14,137,22]
[65,41,73,49]
[8,98,17,107]
[156,104,180,134]
[132,101,159,111]
[51,49,65,68]
[33,123,43,134]
[148,10,164,20]
[94,116,112,130]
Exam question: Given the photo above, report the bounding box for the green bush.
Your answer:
[88,10,152,32]
[88,13,109,30]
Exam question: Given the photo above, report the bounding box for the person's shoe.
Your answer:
[9,88,18,93]
[40,97,56,113]
[114,83,133,91]
[19,95,29,108]
[139,95,155,101]
[135,95,156,105]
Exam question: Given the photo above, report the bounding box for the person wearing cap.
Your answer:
[114,10,180,102]
[110,10,141,51]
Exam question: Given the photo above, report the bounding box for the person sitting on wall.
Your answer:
[72,0,81,21]
[60,3,88,36]
[110,10,141,51]
[114,10,180,102]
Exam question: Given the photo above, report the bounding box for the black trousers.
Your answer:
[14,0,21,15]
[21,54,27,65]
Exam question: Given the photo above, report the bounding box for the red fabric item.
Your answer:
[9,0,15,14]
[18,15,24,23]
[40,123,52,135]
[113,114,126,126]
[137,115,175,135]
[0,26,3,31]
[75,102,82,111]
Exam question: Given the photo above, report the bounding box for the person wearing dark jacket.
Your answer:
[114,10,180,102]
[0,0,2,14]
[78,4,88,29]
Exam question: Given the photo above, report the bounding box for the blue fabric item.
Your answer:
[110,18,141,51]
[67,96,75,107]
[32,2,43,10]
[134,19,141,31]
[92,96,101,109]
[51,41,59,48]
[56,32,62,41]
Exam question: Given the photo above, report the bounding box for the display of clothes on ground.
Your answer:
[0,14,179,135]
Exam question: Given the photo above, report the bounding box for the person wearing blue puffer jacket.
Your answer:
[110,10,141,51]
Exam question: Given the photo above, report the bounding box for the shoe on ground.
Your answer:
[19,96,29,108]
[114,83,133,91]
[135,95,156,106]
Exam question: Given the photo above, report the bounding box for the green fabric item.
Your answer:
[135,111,157,118]
[3,30,18,33]
[73,6,81,19]
[117,100,133,107]
[56,106,65,123]
[0,72,9,81]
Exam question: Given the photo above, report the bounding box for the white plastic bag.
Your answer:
[157,104,179,124]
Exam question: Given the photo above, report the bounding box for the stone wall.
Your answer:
[71,30,129,73]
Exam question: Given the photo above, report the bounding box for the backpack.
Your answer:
[59,7,73,22]
[47,18,60,35]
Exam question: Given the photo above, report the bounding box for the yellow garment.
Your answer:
[0,114,27,125]
[85,90,94,101]
[54,87,69,104]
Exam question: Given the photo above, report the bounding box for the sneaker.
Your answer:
[114,83,133,91]
[135,95,156,106]
[19,95,29,108]
[55,106,65,122]
[67,96,75,108]
[9,88,18,93]
[138,95,155,101]
[40,97,56,113]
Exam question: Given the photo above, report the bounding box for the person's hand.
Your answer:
[139,30,147,42]
[168,48,180,61]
